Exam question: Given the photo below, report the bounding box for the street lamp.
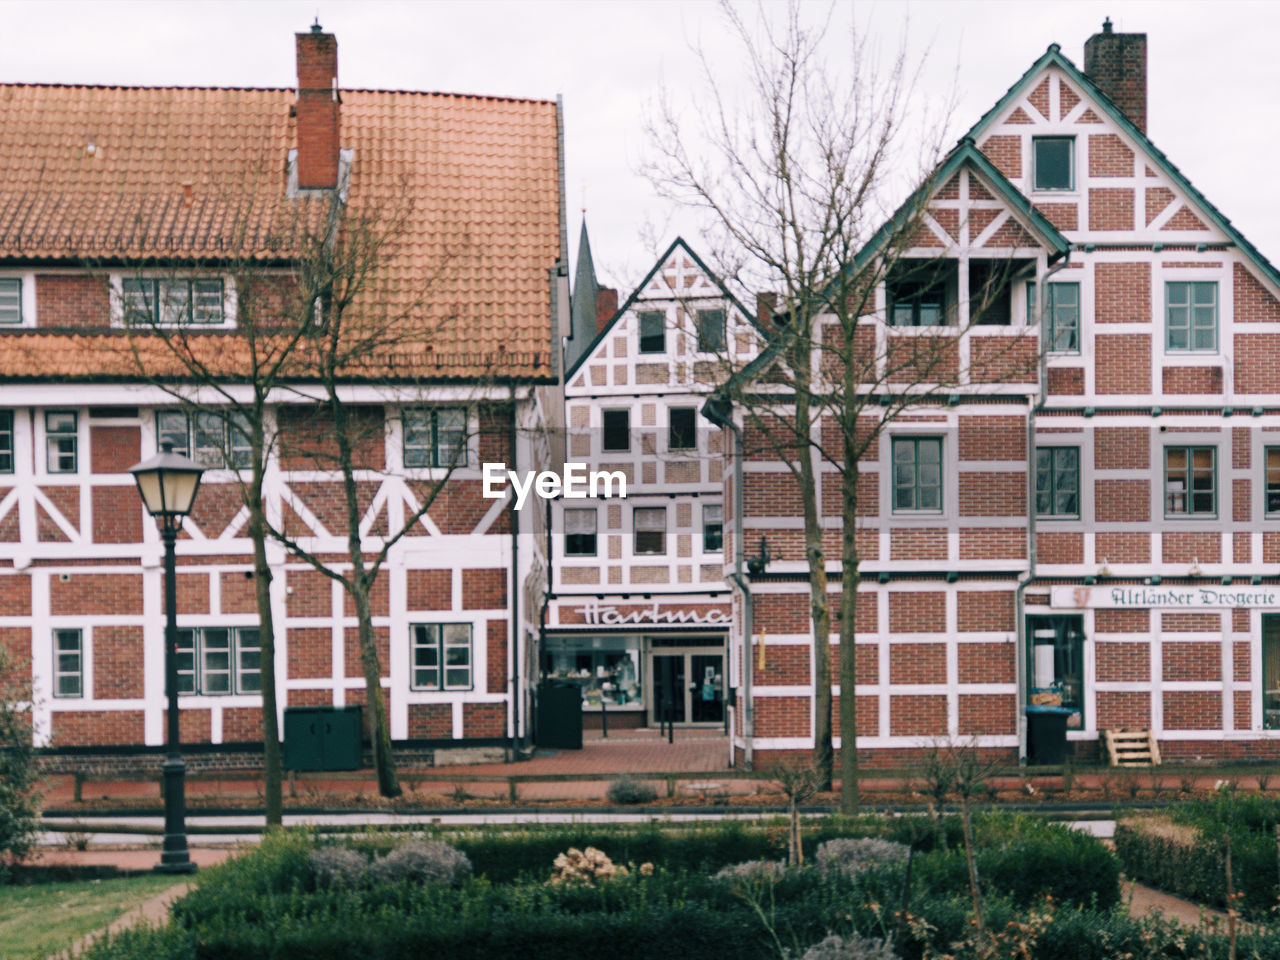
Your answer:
[129,442,205,874]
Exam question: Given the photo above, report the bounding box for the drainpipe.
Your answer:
[509,395,521,761]
[1015,249,1072,764]
[703,395,753,770]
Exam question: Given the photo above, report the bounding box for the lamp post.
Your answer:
[129,442,205,874]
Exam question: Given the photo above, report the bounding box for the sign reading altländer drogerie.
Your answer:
[1051,584,1280,609]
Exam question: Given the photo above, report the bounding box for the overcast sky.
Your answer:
[4,0,1277,292]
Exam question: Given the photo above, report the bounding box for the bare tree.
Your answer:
[104,184,480,803]
[647,2,1042,809]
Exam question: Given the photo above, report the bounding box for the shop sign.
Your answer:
[1051,584,1280,610]
[573,600,730,626]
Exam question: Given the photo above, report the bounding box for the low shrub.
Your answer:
[367,841,472,887]
[712,859,785,882]
[309,847,367,888]
[814,838,909,879]
[971,813,1121,910]
[605,775,658,805]
[792,933,897,960]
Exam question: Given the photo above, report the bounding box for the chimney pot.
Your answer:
[295,26,340,189]
[1084,22,1147,133]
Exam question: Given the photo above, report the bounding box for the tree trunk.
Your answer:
[838,310,863,813]
[329,396,401,798]
[247,503,283,827]
[351,576,400,797]
[960,794,987,951]
[793,340,832,791]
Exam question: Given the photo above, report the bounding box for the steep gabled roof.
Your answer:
[565,237,761,380]
[965,44,1280,292]
[713,143,1070,401]
[852,139,1070,275]
[0,84,564,380]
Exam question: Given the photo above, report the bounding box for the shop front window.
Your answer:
[1264,615,1280,730]
[1026,614,1084,728]
[543,636,642,708]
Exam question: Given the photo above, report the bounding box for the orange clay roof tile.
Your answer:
[0,84,562,380]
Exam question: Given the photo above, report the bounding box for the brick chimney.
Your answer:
[1084,18,1147,133]
[295,22,340,190]
[756,292,777,326]
[595,288,618,333]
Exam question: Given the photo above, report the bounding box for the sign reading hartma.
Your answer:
[573,601,730,626]
[1051,585,1280,609]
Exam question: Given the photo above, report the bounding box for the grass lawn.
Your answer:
[0,873,182,959]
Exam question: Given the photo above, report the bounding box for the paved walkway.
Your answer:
[43,731,736,807]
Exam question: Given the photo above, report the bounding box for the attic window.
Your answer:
[638,311,665,353]
[696,309,727,353]
[123,279,225,325]
[887,260,957,327]
[969,258,1032,326]
[1033,137,1074,191]
[0,279,21,324]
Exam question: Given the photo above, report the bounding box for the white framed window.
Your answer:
[638,310,665,353]
[564,508,597,557]
[0,410,13,474]
[46,411,78,473]
[634,506,667,555]
[176,627,261,695]
[702,503,724,553]
[410,623,473,691]
[1165,281,1217,353]
[122,278,225,325]
[602,409,630,452]
[696,308,727,353]
[155,410,252,468]
[1032,137,1074,191]
[892,436,943,512]
[1164,446,1216,517]
[403,408,468,468]
[1035,446,1080,518]
[669,408,697,451]
[0,278,21,325]
[53,628,83,698]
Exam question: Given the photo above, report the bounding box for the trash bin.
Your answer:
[1026,706,1071,765]
[283,706,364,771]
[536,679,583,750]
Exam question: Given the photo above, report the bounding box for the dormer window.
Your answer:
[123,278,225,325]
[0,279,21,324]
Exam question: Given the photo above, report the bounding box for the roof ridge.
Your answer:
[0,81,555,104]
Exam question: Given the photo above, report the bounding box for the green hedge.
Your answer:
[1114,814,1279,918]
[82,816,1127,960]
[1115,791,1280,918]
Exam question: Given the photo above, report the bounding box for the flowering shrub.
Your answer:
[712,859,786,882]
[367,840,473,887]
[549,846,629,885]
[606,776,658,805]
[308,847,368,888]
[815,838,909,879]
[793,933,898,960]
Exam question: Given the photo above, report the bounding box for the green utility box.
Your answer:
[536,680,583,750]
[283,706,364,771]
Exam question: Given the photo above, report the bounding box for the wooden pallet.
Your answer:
[1103,728,1161,767]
